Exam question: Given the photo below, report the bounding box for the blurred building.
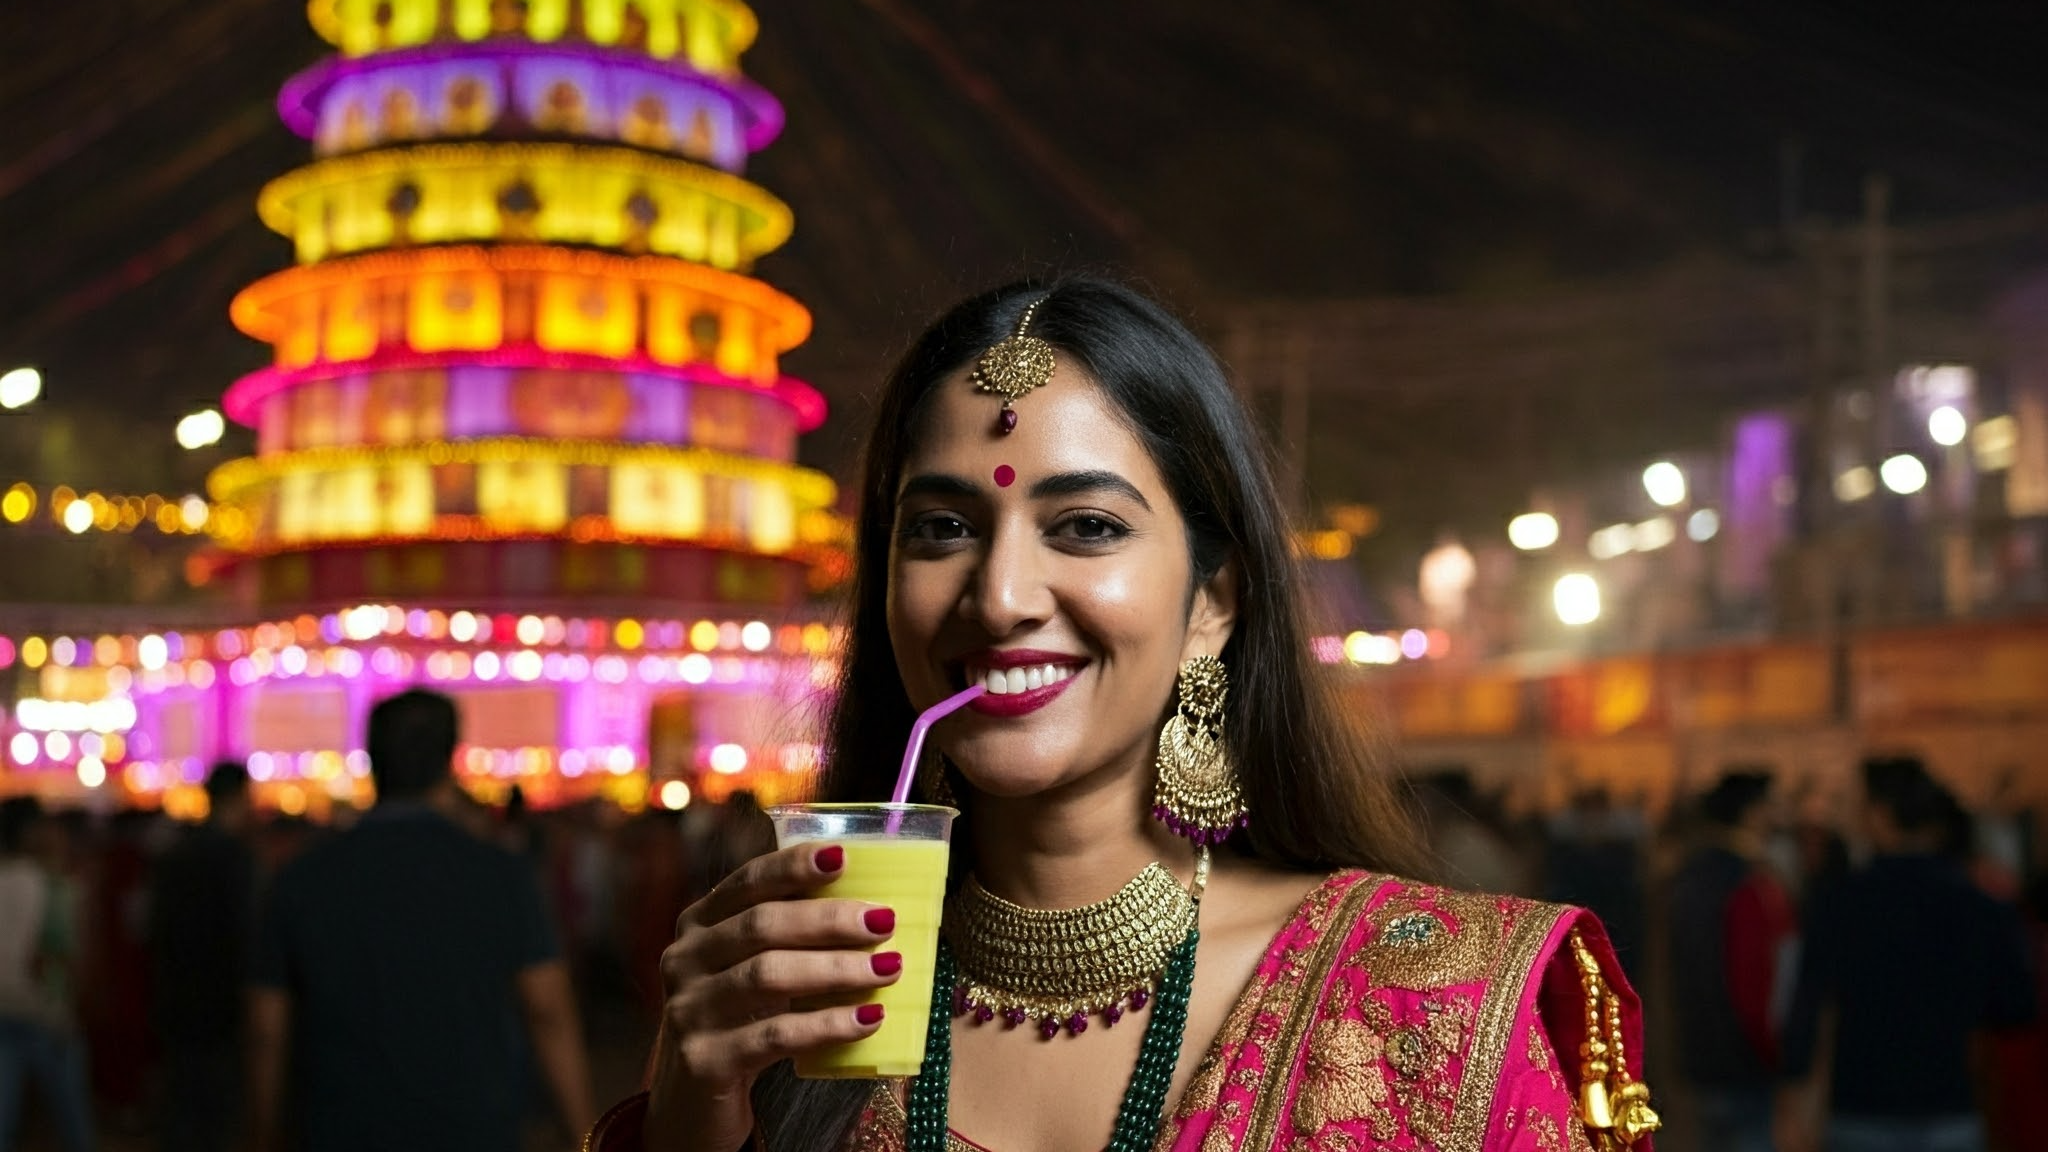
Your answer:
[1225,192,2048,815]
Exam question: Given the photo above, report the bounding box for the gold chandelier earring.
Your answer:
[1153,654,1249,845]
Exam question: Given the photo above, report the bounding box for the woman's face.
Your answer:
[886,362,1235,800]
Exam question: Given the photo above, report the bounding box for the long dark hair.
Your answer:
[753,275,1420,1150]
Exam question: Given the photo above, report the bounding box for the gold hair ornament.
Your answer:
[970,297,1055,436]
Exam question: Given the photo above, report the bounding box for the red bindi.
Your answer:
[993,464,1016,488]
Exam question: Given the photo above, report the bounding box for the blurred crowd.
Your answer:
[1415,755,2045,1152]
[4,741,2043,1152]
[0,770,775,1152]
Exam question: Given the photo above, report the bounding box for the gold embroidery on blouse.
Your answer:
[1360,890,1505,993]
[1429,994,1474,1052]
[846,1083,903,1151]
[1242,877,1385,1151]
[1443,901,1572,1152]
[1292,1016,1390,1134]
[1176,952,1268,1129]
[1524,1107,1566,1152]
[1156,872,1380,1152]
[1386,1026,1441,1080]
[1181,1051,1230,1123]
[1529,1022,1566,1092]
[860,1081,976,1152]
[1397,1080,1452,1146]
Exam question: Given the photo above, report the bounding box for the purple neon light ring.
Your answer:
[222,348,828,433]
[278,40,784,154]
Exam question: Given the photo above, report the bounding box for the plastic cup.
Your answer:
[766,803,956,1079]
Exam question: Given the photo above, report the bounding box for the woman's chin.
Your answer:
[954,771,1068,801]
[950,758,1086,801]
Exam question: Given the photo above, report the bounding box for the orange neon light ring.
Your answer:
[231,244,808,353]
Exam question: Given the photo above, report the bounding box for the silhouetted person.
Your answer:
[0,796,92,1152]
[1777,757,2036,1152]
[705,790,774,884]
[1542,788,1649,978]
[247,689,594,1152]
[149,761,258,1152]
[1667,770,1796,1152]
[1414,768,1527,895]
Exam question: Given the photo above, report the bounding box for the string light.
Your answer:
[0,483,217,537]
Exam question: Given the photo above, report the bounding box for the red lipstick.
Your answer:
[956,649,1087,718]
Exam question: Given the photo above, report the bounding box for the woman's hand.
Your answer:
[643,842,899,1152]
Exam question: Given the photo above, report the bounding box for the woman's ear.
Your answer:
[1184,558,1240,660]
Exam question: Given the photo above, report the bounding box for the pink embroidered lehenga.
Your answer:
[588,872,1654,1152]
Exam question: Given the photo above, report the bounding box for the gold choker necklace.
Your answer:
[945,849,1207,1039]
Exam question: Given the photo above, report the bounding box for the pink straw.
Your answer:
[890,683,987,805]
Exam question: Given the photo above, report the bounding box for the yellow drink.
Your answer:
[767,804,956,1080]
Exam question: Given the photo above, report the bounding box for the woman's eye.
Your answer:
[907,515,971,542]
[1056,515,1126,542]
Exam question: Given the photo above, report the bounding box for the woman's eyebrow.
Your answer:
[898,473,981,502]
[1028,469,1152,511]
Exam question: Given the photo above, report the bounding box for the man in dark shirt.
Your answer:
[1667,770,1796,1152]
[248,689,594,1152]
[1777,757,2036,1152]
[150,761,259,1152]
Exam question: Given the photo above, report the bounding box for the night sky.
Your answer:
[5,0,2048,560]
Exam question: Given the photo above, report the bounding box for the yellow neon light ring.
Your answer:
[307,0,759,73]
[229,245,809,379]
[206,437,836,506]
[258,142,791,267]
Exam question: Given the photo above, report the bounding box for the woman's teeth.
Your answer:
[970,664,1076,695]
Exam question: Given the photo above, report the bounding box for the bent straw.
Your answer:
[890,683,987,805]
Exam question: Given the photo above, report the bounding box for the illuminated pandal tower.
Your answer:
[128,0,844,812]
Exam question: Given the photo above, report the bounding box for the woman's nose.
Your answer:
[963,522,1051,635]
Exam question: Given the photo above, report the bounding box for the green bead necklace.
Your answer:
[904,927,1200,1152]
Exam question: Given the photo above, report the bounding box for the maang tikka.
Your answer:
[1153,654,1250,845]
[970,296,1055,436]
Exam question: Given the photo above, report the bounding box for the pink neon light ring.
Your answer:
[222,349,827,433]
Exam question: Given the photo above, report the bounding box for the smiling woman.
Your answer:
[593,277,1659,1152]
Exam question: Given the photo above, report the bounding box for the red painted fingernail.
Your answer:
[871,952,903,977]
[864,908,896,935]
[815,845,844,872]
[856,1004,885,1026]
